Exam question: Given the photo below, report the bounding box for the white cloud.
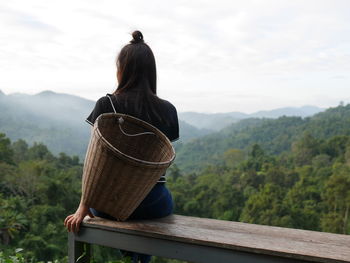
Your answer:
[0,0,349,112]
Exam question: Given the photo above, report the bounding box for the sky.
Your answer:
[0,0,350,113]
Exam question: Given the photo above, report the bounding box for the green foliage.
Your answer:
[0,135,82,262]
[282,166,324,231]
[321,164,350,234]
[240,183,290,227]
[175,104,350,173]
[0,249,26,263]
[2,103,350,263]
[0,195,28,245]
[292,132,320,166]
[0,133,14,164]
[223,148,245,168]
[168,120,350,236]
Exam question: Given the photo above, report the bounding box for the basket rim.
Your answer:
[94,113,176,166]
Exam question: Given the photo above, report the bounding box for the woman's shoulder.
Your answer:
[86,94,117,123]
[93,95,112,107]
[157,97,178,114]
[94,94,118,111]
[101,94,115,103]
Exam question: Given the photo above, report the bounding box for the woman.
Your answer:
[64,30,179,263]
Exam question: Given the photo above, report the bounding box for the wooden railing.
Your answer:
[68,215,350,263]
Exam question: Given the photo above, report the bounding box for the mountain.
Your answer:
[0,91,94,158]
[175,104,350,172]
[6,90,95,126]
[249,106,324,118]
[0,90,330,163]
[179,106,325,131]
[178,112,243,131]
[178,121,211,142]
[0,91,208,159]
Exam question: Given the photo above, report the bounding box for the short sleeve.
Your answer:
[85,97,106,126]
[169,106,180,142]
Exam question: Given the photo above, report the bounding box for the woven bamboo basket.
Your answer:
[81,113,176,221]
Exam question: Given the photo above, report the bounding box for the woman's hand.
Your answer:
[64,203,94,233]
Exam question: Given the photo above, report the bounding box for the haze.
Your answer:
[0,0,349,113]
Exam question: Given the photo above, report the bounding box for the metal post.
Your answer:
[68,232,91,263]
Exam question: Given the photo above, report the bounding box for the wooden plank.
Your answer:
[82,215,350,263]
[74,225,312,263]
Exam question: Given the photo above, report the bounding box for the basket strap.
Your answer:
[107,94,156,137]
[118,117,155,137]
[107,94,117,114]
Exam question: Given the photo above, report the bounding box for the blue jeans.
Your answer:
[89,183,173,263]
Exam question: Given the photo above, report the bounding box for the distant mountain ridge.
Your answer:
[5,90,95,126]
[0,90,94,158]
[0,90,328,161]
[0,90,208,159]
[175,103,350,172]
[179,105,325,131]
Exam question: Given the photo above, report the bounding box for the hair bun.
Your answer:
[130,30,144,44]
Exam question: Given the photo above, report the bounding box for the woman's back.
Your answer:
[86,92,179,142]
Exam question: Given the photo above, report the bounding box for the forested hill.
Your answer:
[179,105,324,131]
[175,103,350,172]
[0,90,326,160]
[0,91,93,158]
[2,109,350,261]
[1,98,349,261]
[0,91,208,159]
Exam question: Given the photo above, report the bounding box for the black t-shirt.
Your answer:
[86,93,179,142]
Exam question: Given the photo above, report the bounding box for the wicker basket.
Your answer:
[81,113,176,221]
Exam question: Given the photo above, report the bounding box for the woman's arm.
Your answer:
[64,201,94,233]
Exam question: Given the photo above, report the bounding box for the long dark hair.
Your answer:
[113,31,167,124]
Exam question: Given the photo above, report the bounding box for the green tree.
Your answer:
[243,144,274,172]
[0,194,27,245]
[321,164,350,234]
[283,166,323,231]
[12,139,29,163]
[240,183,290,227]
[0,133,13,164]
[223,148,245,168]
[292,132,320,166]
[27,143,54,161]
